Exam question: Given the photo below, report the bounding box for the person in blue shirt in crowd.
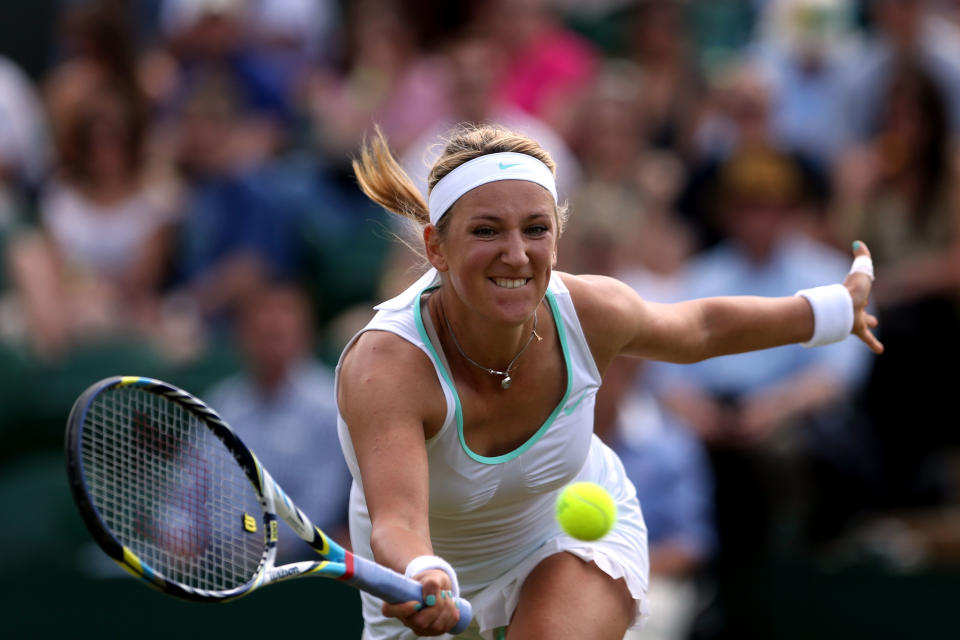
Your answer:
[205,281,351,554]
[595,357,716,640]
[650,145,873,559]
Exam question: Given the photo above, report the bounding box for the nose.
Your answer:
[500,230,530,267]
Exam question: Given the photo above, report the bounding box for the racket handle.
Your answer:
[351,554,473,634]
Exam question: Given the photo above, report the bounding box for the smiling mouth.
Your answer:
[492,277,529,289]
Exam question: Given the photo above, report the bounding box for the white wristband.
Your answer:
[795,284,854,347]
[404,555,460,598]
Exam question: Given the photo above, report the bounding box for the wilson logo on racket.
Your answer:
[242,513,257,533]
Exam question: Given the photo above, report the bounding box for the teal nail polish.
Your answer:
[455,600,460,609]
[414,603,422,611]
[852,241,861,250]
[440,591,447,599]
[426,595,436,606]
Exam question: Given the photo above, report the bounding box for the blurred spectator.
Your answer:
[844,0,960,140]
[40,83,179,304]
[158,0,294,127]
[624,0,707,160]
[682,60,830,249]
[833,60,960,301]
[0,54,51,192]
[691,59,779,163]
[750,0,862,169]
[247,0,340,68]
[246,0,341,131]
[0,207,68,361]
[0,53,51,353]
[167,73,306,324]
[205,282,351,553]
[306,0,448,160]
[148,0,291,164]
[44,0,141,165]
[930,0,960,29]
[832,59,960,508]
[650,146,873,572]
[560,59,686,276]
[473,0,600,143]
[401,32,581,202]
[3,78,180,359]
[597,358,716,640]
[685,0,759,77]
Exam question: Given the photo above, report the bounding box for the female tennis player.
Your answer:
[335,124,881,639]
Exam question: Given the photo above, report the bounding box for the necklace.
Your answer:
[440,300,542,389]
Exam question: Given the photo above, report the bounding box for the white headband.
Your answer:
[427,152,558,225]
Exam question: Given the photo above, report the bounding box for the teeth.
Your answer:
[494,278,527,289]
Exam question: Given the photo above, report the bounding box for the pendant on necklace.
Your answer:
[501,375,512,389]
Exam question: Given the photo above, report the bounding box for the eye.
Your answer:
[526,224,550,236]
[471,226,496,237]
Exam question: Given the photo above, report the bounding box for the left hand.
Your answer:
[382,568,460,636]
[845,241,884,354]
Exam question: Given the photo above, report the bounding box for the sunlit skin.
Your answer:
[424,180,558,369]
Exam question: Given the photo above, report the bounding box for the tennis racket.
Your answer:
[65,375,472,633]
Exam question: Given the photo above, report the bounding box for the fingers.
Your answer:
[853,311,883,354]
[382,594,461,637]
[846,240,874,285]
[848,241,884,354]
[382,600,422,620]
[844,242,877,332]
[382,570,461,636]
[857,324,884,354]
[852,239,871,259]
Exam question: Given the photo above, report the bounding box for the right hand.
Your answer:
[382,568,461,636]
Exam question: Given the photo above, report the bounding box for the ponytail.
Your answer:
[352,126,430,227]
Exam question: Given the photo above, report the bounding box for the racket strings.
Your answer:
[81,387,265,592]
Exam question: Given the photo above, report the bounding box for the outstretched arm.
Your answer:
[338,330,461,636]
[567,242,882,373]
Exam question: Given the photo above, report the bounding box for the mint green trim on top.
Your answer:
[413,286,573,465]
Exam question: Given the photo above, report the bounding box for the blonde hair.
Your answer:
[352,123,569,237]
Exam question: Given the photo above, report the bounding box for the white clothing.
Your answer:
[337,269,649,639]
[40,181,178,280]
[0,55,49,184]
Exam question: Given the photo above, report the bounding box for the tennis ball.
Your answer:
[555,482,616,541]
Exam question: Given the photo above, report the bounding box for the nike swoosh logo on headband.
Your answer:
[498,162,522,170]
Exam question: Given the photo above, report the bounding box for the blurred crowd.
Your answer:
[2,0,959,638]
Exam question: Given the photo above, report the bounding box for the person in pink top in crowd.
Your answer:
[474,0,599,143]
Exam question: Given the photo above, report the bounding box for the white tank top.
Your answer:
[336,269,604,591]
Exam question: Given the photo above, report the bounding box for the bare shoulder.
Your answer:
[559,272,638,304]
[557,272,651,371]
[559,272,646,325]
[338,330,446,438]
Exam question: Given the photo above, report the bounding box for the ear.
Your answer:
[424,224,448,272]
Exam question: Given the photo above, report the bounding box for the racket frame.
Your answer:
[65,376,472,633]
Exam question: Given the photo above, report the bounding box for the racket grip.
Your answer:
[351,554,473,634]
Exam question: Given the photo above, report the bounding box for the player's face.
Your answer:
[429,180,558,326]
